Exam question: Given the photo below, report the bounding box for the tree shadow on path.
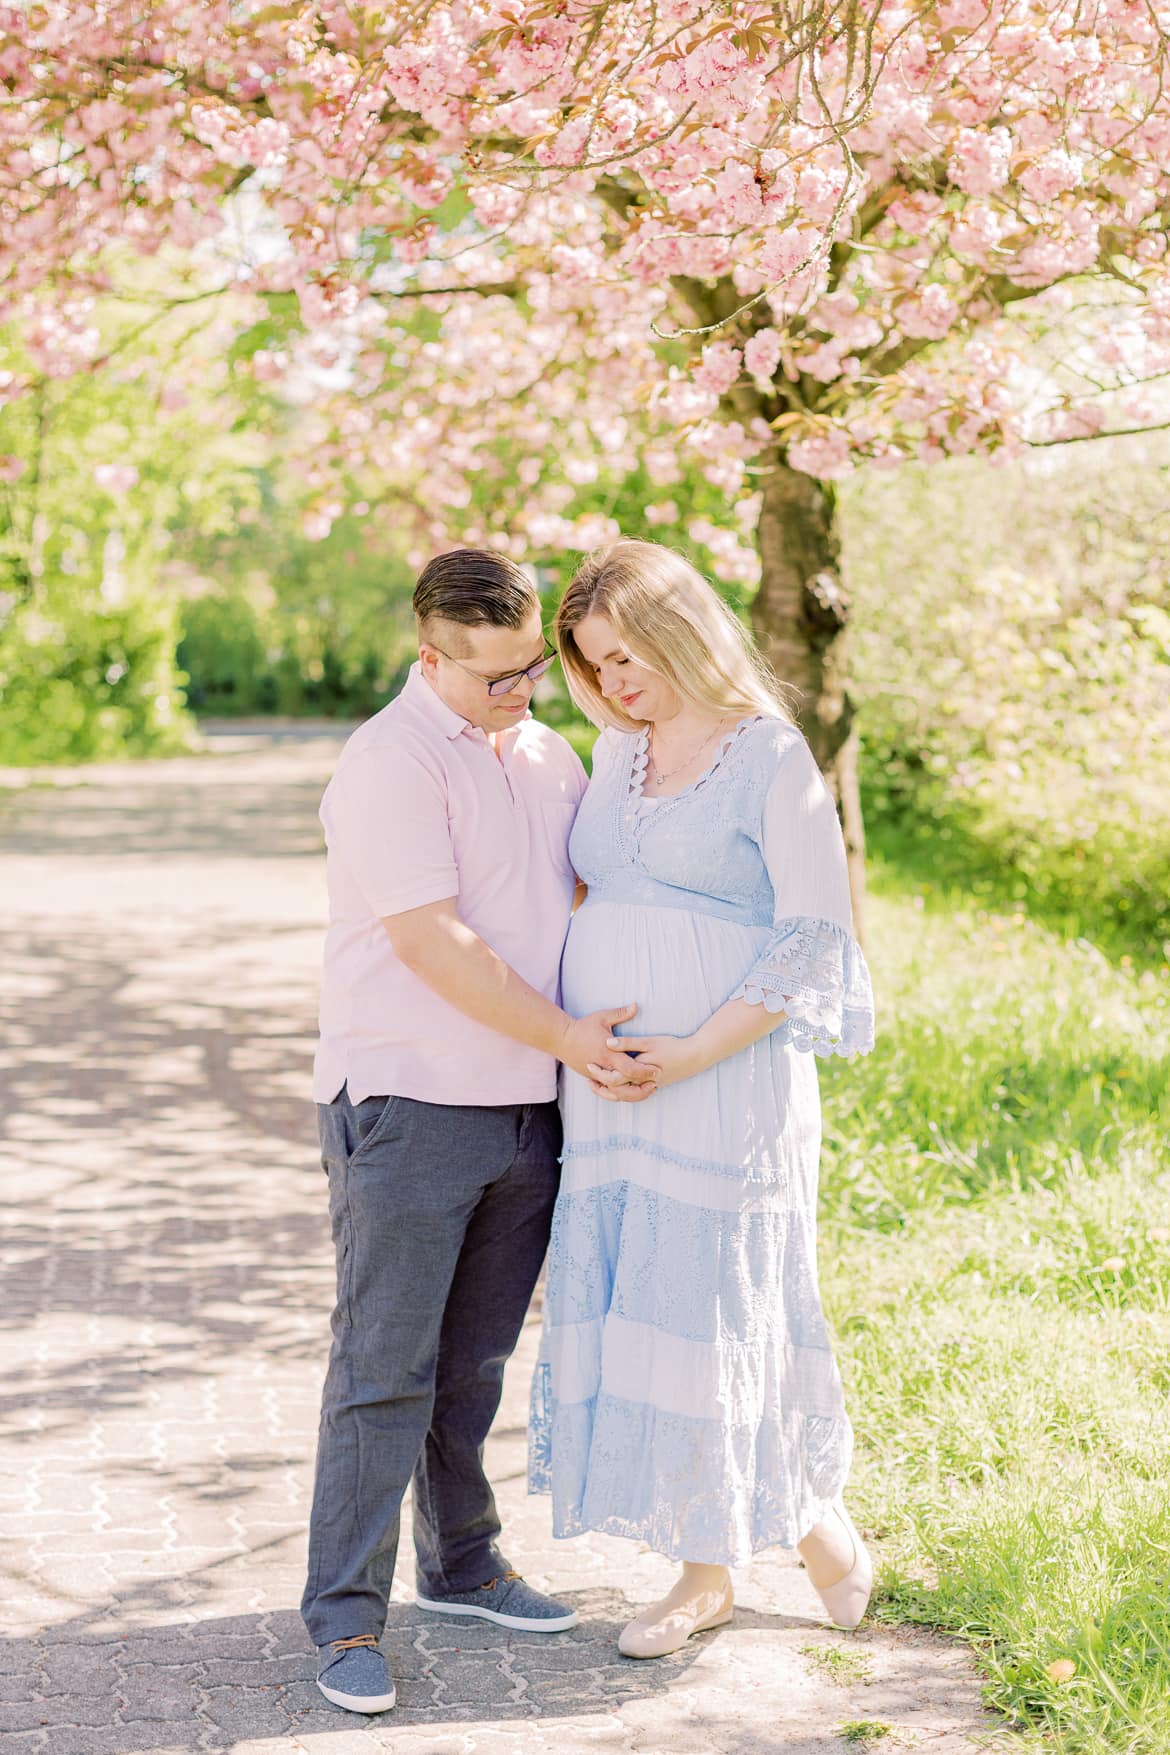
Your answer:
[3,1569,762,1755]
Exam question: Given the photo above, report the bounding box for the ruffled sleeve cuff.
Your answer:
[731,916,875,1059]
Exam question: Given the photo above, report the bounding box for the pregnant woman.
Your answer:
[529,539,876,1658]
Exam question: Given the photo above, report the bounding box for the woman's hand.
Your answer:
[586,993,788,1099]
[586,1032,708,1098]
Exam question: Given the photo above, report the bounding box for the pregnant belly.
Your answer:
[561,898,767,1038]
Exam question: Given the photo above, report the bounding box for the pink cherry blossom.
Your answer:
[939,0,993,30]
[303,501,343,542]
[686,517,760,583]
[758,227,821,283]
[949,126,1013,196]
[654,377,720,427]
[711,162,766,229]
[796,162,851,224]
[950,203,1006,264]
[1045,403,1107,441]
[0,0,1165,543]
[1019,148,1085,203]
[899,285,961,341]
[787,428,854,481]
[93,464,139,495]
[692,342,743,397]
[744,329,783,381]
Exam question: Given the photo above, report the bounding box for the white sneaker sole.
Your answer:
[415,1594,579,1633]
[317,1677,397,1713]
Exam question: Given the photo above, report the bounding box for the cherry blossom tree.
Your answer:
[4,0,1170,908]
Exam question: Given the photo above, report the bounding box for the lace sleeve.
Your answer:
[731,737,875,1059]
[732,916,874,1057]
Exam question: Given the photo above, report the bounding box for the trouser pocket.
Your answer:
[348,1092,402,1159]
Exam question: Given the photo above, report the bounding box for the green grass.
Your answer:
[838,1722,893,1746]
[801,1642,875,1686]
[821,856,1170,1754]
[863,796,1170,970]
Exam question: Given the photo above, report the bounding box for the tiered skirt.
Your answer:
[528,897,855,1565]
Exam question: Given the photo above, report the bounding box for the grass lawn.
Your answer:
[820,825,1170,1755]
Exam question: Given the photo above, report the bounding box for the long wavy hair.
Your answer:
[554,539,794,732]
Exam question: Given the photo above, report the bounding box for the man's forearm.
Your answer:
[386,908,568,1057]
[384,898,652,1095]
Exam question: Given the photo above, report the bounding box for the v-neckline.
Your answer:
[632,717,760,805]
[620,717,761,863]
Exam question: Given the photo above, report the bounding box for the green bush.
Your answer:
[177,586,411,719]
[859,713,1170,962]
[0,596,191,765]
[847,448,1170,961]
[177,593,272,713]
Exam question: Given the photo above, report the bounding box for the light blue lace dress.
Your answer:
[528,715,875,1565]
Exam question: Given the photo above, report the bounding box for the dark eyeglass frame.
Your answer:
[431,638,558,698]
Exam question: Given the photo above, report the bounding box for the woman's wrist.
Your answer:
[684,1026,717,1078]
[687,995,788,1077]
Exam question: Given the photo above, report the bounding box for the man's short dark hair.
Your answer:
[413,549,539,641]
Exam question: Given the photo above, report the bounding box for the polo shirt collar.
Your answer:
[403,661,474,740]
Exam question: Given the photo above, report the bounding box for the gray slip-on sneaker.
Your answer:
[416,1570,579,1632]
[316,1635,396,1713]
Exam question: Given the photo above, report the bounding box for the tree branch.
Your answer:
[1026,418,1170,448]
[368,280,521,300]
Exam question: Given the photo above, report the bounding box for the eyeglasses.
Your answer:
[431,639,558,698]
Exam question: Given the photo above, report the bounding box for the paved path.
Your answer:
[0,728,1013,1755]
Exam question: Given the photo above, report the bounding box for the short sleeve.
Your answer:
[731,735,875,1058]
[322,743,458,919]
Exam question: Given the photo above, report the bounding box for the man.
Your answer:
[303,548,655,1715]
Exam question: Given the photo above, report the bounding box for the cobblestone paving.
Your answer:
[0,727,1019,1755]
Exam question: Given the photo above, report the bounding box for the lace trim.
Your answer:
[528,1368,852,1564]
[733,915,874,1059]
[627,716,761,812]
[627,729,650,803]
[562,1135,788,1183]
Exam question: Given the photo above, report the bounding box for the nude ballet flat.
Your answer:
[618,1583,734,1659]
[812,1503,873,1631]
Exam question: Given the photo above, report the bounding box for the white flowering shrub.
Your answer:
[847,440,1170,946]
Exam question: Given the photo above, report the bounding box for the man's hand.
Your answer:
[587,1031,706,1100]
[559,1006,658,1102]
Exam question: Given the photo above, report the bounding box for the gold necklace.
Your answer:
[648,718,730,787]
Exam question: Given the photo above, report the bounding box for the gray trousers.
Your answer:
[301,1087,561,1646]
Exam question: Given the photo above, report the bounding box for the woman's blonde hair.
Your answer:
[555,539,794,732]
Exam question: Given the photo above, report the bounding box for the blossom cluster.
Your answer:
[1,0,1168,531]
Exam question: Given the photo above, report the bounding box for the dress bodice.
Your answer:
[569,718,798,929]
[568,715,874,1059]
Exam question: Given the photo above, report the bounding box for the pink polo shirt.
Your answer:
[313,664,588,1107]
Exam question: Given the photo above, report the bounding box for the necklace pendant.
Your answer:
[649,718,728,788]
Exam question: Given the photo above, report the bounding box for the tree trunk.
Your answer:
[750,452,868,940]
